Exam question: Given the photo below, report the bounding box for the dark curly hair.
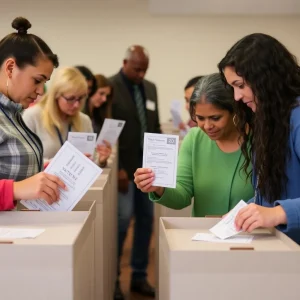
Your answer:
[218,33,300,203]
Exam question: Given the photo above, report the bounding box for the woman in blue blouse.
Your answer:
[219,33,300,244]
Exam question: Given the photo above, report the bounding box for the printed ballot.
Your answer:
[67,132,97,156]
[0,228,45,239]
[143,133,179,188]
[209,200,248,240]
[96,118,125,146]
[192,233,254,244]
[21,141,102,211]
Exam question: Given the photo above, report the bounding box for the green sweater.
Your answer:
[149,128,254,217]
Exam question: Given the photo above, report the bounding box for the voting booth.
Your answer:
[159,217,300,300]
[81,150,118,300]
[0,200,96,300]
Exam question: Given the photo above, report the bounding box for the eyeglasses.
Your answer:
[61,94,87,104]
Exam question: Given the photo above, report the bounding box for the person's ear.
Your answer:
[4,58,16,79]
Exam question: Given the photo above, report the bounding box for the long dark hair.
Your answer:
[218,33,300,203]
[84,74,113,135]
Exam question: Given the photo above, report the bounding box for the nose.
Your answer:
[36,84,44,96]
[204,119,213,131]
[73,100,80,109]
[138,71,146,80]
[234,88,242,102]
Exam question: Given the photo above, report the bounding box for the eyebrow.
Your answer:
[38,74,49,81]
[195,114,221,118]
[231,80,242,86]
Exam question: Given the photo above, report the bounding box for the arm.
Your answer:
[274,116,300,233]
[0,180,15,211]
[149,129,195,209]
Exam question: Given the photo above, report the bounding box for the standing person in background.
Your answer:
[75,65,96,97]
[83,74,113,136]
[178,76,203,131]
[23,67,111,167]
[0,16,66,207]
[110,45,160,299]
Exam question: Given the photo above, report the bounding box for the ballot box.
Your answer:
[0,200,96,300]
[159,217,300,300]
[81,177,116,300]
[154,203,192,298]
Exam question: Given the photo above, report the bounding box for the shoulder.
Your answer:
[182,127,207,147]
[79,112,92,125]
[143,78,157,90]
[108,73,121,85]
[291,105,300,122]
[22,104,42,122]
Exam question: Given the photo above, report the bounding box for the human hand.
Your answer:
[234,203,287,232]
[13,172,67,205]
[134,168,164,196]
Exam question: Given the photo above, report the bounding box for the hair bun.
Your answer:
[12,17,32,34]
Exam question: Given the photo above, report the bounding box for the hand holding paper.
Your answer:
[142,133,179,188]
[209,200,248,239]
[96,119,125,146]
[21,141,102,211]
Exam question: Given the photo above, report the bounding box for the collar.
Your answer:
[0,93,23,115]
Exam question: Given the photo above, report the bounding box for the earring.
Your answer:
[233,114,238,127]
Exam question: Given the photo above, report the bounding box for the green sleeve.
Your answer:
[149,129,195,209]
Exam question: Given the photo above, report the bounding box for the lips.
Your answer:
[206,130,219,136]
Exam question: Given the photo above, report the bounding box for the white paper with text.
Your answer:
[143,133,179,188]
[96,118,125,146]
[21,141,102,211]
[67,132,97,156]
[209,200,248,240]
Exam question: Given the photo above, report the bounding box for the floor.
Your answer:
[119,220,156,300]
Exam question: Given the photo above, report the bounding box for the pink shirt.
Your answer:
[0,180,15,211]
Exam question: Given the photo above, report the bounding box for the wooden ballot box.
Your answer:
[81,176,117,300]
[0,200,96,300]
[159,217,300,300]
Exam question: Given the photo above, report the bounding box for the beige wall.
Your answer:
[1,0,300,122]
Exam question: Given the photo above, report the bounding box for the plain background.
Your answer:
[2,0,300,122]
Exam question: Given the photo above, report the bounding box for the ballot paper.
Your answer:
[96,118,125,146]
[21,141,102,211]
[192,233,254,244]
[143,133,179,188]
[209,200,248,240]
[0,228,45,239]
[67,132,97,156]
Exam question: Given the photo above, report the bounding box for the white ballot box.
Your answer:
[0,200,96,300]
[154,203,192,299]
[81,178,116,300]
[159,217,300,300]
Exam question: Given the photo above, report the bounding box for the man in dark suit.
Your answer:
[110,45,160,300]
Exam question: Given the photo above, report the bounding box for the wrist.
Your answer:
[13,181,22,201]
[99,160,107,168]
[274,205,287,225]
[155,187,165,197]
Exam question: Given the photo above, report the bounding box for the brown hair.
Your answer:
[84,74,113,134]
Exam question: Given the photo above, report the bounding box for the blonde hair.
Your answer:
[39,67,88,136]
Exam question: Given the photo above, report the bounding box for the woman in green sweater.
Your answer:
[134,73,254,217]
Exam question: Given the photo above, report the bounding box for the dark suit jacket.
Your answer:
[110,72,161,179]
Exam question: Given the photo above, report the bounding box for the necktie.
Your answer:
[133,85,147,148]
